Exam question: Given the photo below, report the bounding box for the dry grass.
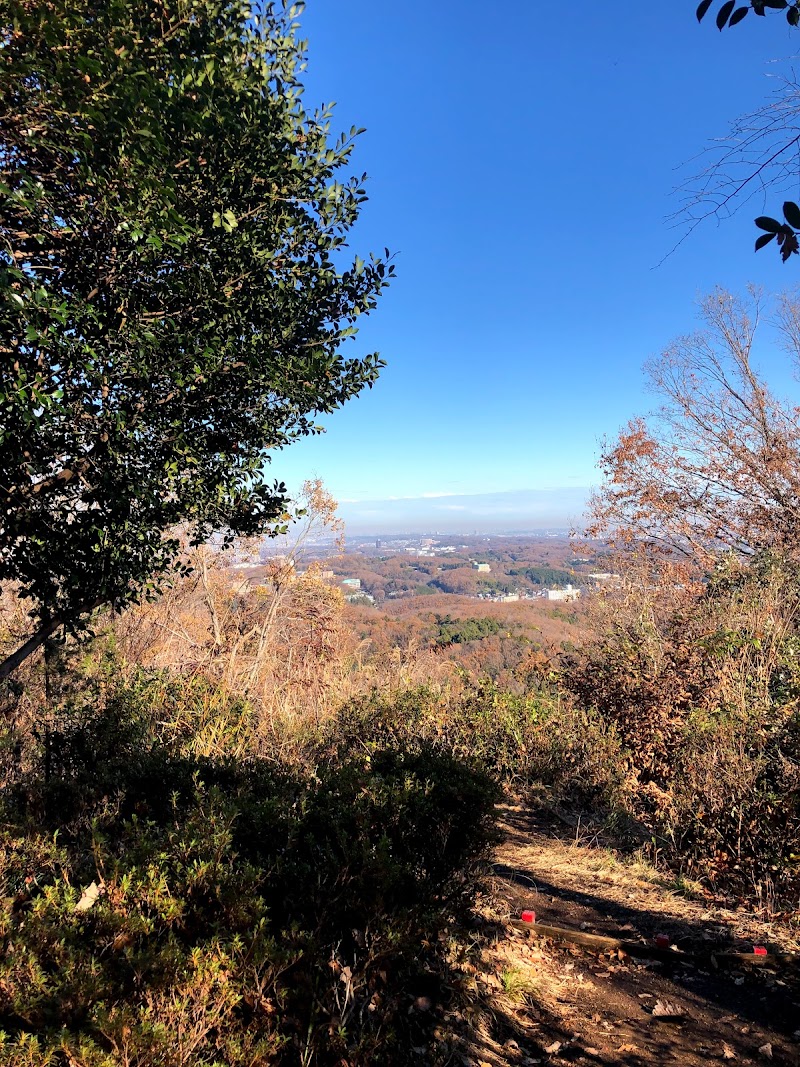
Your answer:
[493,804,800,952]
[0,484,462,768]
[104,486,462,754]
[114,560,458,757]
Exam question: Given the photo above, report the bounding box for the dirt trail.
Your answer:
[445,803,800,1067]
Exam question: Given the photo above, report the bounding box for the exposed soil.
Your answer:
[438,802,800,1067]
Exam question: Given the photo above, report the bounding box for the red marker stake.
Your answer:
[753,945,767,956]
[520,910,536,924]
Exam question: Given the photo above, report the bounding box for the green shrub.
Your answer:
[521,704,628,808]
[320,681,543,781]
[0,691,498,1065]
[317,681,626,807]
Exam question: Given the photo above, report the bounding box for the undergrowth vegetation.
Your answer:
[564,552,800,904]
[0,676,499,1065]
[3,526,800,1063]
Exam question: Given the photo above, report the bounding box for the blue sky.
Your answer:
[270,2,800,531]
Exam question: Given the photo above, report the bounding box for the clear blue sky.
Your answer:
[270,2,800,530]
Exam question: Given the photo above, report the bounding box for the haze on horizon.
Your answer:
[335,487,589,535]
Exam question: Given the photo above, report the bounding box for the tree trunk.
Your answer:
[0,598,105,682]
[0,616,65,681]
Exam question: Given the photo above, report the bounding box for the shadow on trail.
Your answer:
[476,803,800,1067]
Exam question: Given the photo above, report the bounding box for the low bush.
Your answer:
[658,707,800,899]
[0,688,498,1065]
[562,553,800,903]
[318,680,627,807]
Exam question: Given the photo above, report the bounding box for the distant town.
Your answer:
[230,531,618,607]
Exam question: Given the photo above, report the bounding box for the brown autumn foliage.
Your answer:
[110,481,460,754]
[576,289,800,900]
[561,559,709,781]
[562,550,800,898]
[589,287,800,562]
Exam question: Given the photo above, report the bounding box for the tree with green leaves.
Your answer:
[697,0,800,30]
[690,0,800,260]
[0,0,392,679]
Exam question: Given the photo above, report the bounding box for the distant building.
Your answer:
[473,562,491,572]
[341,577,361,589]
[498,593,519,603]
[320,569,335,580]
[546,583,580,602]
[345,591,374,604]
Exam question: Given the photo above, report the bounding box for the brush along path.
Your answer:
[444,803,800,1067]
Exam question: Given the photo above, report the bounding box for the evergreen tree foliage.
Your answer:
[0,0,392,674]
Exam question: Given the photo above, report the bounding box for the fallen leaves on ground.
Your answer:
[652,999,685,1019]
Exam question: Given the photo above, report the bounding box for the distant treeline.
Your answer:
[434,614,503,646]
[509,566,576,587]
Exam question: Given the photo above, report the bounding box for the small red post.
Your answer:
[520,909,536,924]
[753,945,767,956]
[655,934,670,949]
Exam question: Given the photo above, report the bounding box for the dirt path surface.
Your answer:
[443,803,800,1067]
